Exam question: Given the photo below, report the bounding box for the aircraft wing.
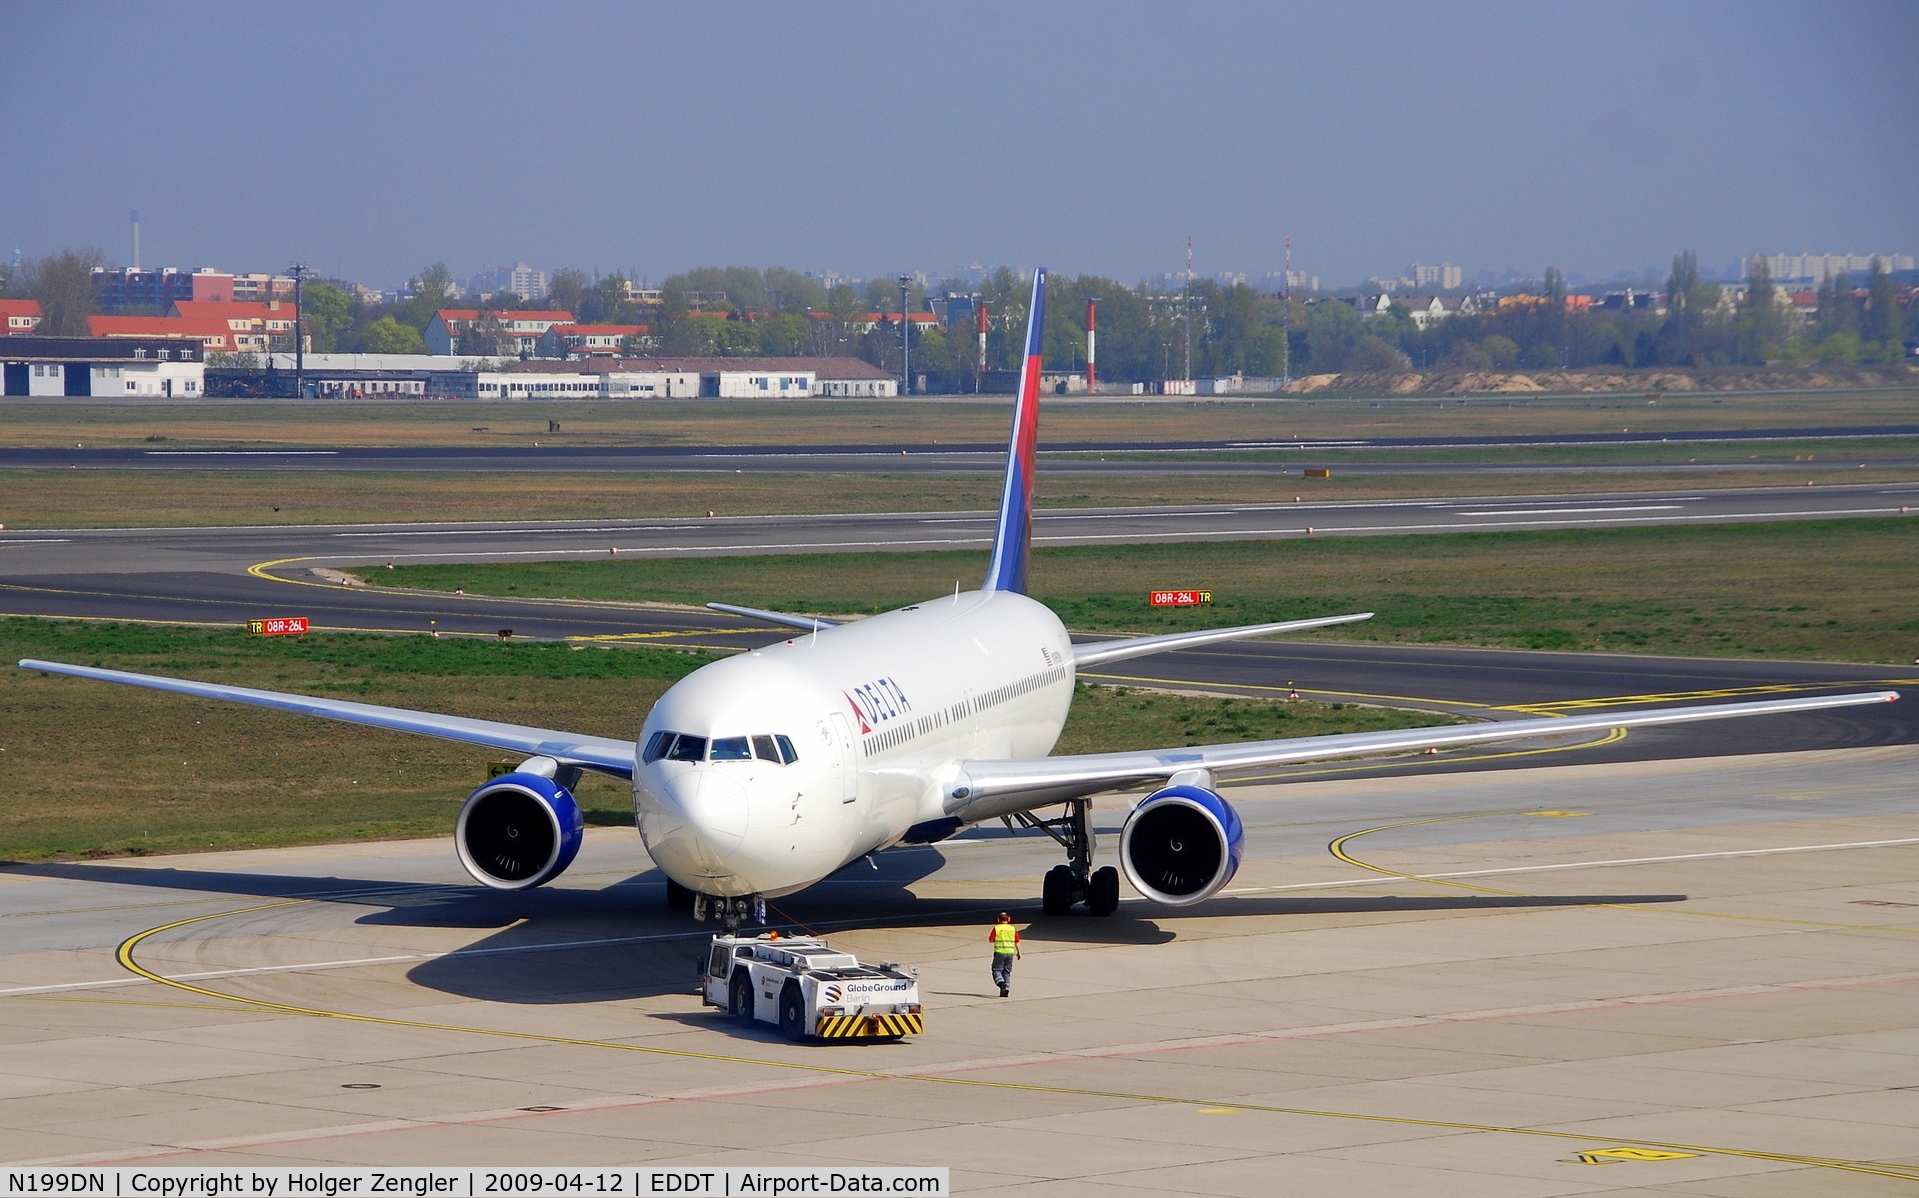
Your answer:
[17,659,639,779]
[944,689,1900,823]
[1072,612,1374,668]
[705,602,842,632]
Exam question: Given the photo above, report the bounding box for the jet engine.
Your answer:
[454,772,584,890]
[1118,784,1244,905]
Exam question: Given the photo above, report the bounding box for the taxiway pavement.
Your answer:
[3,745,1915,1191]
[2,482,1914,579]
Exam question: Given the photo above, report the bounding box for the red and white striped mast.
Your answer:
[977,298,989,373]
[1085,296,1099,393]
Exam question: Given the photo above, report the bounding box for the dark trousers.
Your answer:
[991,952,1015,990]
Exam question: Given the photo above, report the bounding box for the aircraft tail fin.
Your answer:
[982,267,1046,593]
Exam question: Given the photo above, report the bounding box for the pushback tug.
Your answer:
[702,930,923,1041]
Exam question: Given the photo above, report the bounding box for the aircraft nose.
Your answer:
[665,769,750,856]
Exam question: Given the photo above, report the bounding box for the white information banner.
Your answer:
[1,1170,949,1198]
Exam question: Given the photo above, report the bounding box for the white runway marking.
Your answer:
[287,506,1906,566]
[334,526,686,537]
[1451,504,1687,515]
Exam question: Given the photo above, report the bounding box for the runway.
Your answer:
[3,482,1914,578]
[3,745,1916,1189]
[5,421,1918,475]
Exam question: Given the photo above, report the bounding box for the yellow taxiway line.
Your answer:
[98,898,1919,1181]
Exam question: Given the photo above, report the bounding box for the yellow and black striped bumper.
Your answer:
[815,1012,923,1038]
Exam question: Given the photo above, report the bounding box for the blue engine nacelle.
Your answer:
[454,772,584,890]
[1118,784,1244,906]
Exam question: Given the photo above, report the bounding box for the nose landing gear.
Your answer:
[1010,798,1120,917]
[693,892,767,931]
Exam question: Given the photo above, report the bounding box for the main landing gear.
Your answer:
[1008,798,1120,917]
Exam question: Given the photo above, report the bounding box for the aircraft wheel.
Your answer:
[729,970,756,1026]
[778,983,808,1041]
[1042,864,1075,916]
[666,878,696,908]
[1088,866,1120,916]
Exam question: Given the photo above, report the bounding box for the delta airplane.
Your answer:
[20,270,1899,927]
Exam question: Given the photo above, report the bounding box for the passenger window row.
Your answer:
[644,730,798,765]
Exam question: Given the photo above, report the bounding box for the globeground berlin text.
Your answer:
[3,1172,948,1198]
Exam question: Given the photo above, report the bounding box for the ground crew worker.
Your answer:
[989,912,1021,997]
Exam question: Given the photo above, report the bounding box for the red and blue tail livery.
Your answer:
[983,267,1046,594]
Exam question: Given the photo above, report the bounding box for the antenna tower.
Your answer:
[287,262,309,398]
[1183,235,1193,382]
[1281,234,1292,385]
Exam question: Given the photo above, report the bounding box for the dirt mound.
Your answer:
[1275,363,1916,396]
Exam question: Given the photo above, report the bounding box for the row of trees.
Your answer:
[7,249,1911,382]
[641,256,1915,386]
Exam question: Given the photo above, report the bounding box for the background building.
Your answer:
[467,264,550,301]
[203,353,897,400]
[230,273,297,303]
[504,355,896,398]
[91,267,234,311]
[1409,262,1464,290]
[2,335,204,396]
[87,315,260,353]
[425,309,575,356]
[167,301,305,351]
[1758,253,1914,282]
[0,299,43,334]
[537,323,649,358]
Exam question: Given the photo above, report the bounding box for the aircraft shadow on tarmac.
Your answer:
[3,858,1686,1008]
[1012,892,1688,946]
[4,859,493,907]
[402,888,1690,1005]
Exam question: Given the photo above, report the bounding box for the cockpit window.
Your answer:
[648,731,794,766]
[642,731,674,763]
[666,734,707,762]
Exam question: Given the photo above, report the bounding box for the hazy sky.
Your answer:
[6,1,1915,289]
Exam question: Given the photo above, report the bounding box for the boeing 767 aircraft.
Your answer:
[20,270,1899,927]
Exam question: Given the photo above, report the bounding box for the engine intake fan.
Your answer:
[455,772,584,890]
[1118,784,1244,906]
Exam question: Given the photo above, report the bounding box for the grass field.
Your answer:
[0,619,1455,860]
[5,388,1911,528]
[381,518,1919,664]
[5,465,1917,529]
[3,387,1914,449]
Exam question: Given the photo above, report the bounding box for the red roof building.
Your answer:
[165,300,304,350]
[88,315,256,352]
[844,312,941,334]
[425,309,575,355]
[0,299,43,335]
[537,323,651,358]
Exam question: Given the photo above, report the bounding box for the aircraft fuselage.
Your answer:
[633,589,1075,897]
